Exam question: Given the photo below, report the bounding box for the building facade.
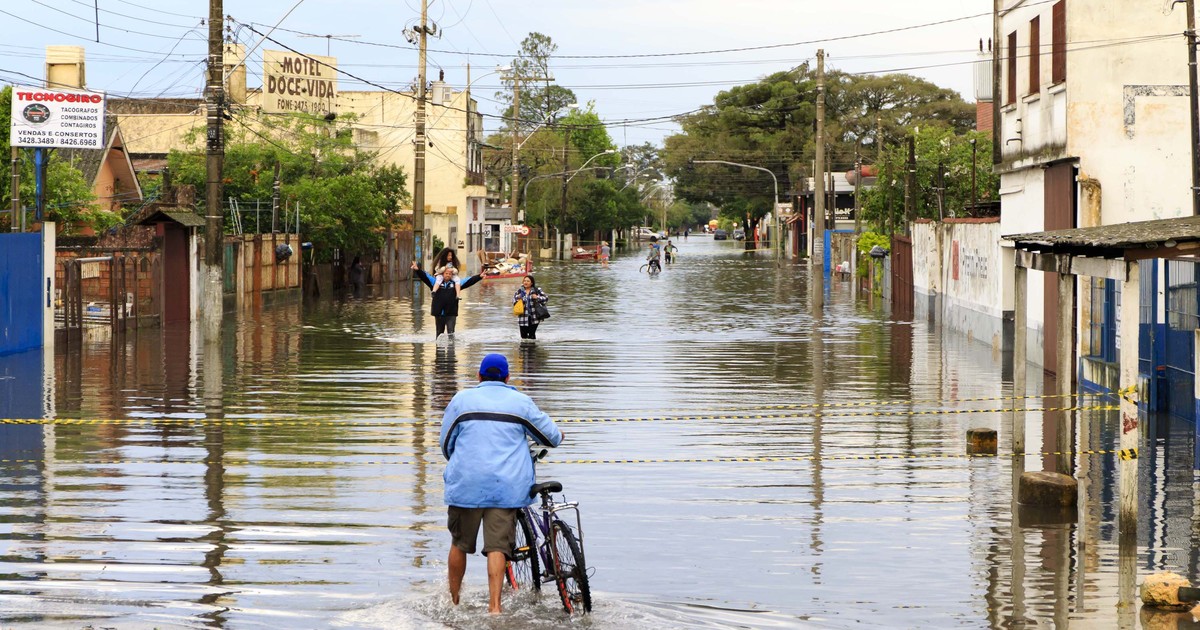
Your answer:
[995,0,1198,414]
[106,44,489,270]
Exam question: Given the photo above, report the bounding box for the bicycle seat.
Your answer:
[529,481,562,498]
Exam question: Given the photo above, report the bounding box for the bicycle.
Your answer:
[505,451,592,614]
[639,259,662,276]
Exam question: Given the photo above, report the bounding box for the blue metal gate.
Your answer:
[1164,259,1199,422]
[0,233,44,355]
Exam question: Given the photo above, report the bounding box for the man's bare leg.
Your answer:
[486,550,507,613]
[448,546,467,605]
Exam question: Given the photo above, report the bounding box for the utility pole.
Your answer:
[203,0,225,340]
[812,49,826,313]
[970,138,978,216]
[826,147,834,229]
[9,148,18,232]
[413,0,429,267]
[1186,0,1200,215]
[501,69,552,254]
[271,162,280,233]
[904,134,916,234]
[557,125,570,257]
[853,150,862,234]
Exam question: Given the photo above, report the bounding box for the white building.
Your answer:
[995,0,1196,397]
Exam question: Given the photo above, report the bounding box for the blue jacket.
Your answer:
[440,381,563,508]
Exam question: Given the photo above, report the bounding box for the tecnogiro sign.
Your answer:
[9,86,106,149]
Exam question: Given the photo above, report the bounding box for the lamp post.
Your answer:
[693,159,780,257]
[510,104,576,253]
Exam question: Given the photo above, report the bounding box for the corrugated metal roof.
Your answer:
[1004,215,1200,256]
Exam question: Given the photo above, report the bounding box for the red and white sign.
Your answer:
[9,86,106,149]
[502,225,531,235]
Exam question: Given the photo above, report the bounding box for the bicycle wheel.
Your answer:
[639,264,649,273]
[506,510,541,592]
[550,520,591,614]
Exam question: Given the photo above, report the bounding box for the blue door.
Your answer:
[0,233,44,355]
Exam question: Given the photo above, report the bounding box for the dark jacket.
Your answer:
[416,269,484,317]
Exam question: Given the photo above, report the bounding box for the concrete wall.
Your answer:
[912,218,1008,351]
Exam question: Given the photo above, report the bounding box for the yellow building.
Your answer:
[93,44,489,268]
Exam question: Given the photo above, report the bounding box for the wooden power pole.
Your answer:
[203,0,225,340]
[413,0,430,266]
[812,49,826,314]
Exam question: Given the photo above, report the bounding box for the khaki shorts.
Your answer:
[448,507,516,557]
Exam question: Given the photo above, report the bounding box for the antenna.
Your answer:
[298,34,361,57]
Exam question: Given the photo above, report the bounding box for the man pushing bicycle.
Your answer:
[439,353,563,614]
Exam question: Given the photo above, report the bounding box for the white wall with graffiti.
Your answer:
[911,218,1007,351]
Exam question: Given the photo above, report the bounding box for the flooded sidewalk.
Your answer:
[0,237,1197,628]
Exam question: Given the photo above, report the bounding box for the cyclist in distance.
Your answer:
[439,354,563,614]
[646,236,662,274]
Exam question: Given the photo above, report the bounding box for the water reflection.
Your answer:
[0,238,1197,627]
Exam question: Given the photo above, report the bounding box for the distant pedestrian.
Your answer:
[513,275,549,340]
[599,241,610,268]
[348,256,365,296]
[684,227,689,240]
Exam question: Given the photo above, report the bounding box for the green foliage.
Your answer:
[661,66,976,230]
[168,113,407,260]
[859,128,998,232]
[856,231,890,255]
[0,86,101,232]
[495,33,579,130]
[431,234,445,253]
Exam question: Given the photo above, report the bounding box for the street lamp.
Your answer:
[568,149,617,184]
[692,159,780,256]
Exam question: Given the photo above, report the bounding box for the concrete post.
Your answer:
[1012,264,1028,454]
[1056,271,1075,475]
[1117,259,1140,621]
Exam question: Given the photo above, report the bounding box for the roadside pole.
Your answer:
[413,0,429,270]
[812,49,826,314]
[10,147,19,232]
[203,0,225,342]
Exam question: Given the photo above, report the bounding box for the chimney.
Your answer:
[45,45,86,89]
[224,42,247,104]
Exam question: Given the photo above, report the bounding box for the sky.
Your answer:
[1,0,995,148]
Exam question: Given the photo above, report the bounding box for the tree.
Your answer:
[0,86,100,232]
[168,113,408,261]
[661,66,976,236]
[859,128,999,232]
[495,33,578,132]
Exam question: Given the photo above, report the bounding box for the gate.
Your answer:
[0,234,44,354]
[891,235,914,318]
[1164,259,1199,420]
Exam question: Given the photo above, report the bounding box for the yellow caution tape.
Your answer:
[0,404,1119,428]
[0,448,1136,467]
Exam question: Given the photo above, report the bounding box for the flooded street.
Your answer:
[2,236,1198,628]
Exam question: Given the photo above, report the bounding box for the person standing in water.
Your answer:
[513,275,549,340]
[413,262,486,339]
[599,241,611,268]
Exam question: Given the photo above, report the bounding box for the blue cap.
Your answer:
[479,353,509,379]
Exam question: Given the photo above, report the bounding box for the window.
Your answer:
[1088,278,1117,362]
[1007,31,1017,105]
[1029,17,1040,94]
[1052,1,1066,84]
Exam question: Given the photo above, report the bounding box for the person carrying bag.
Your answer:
[512,275,549,340]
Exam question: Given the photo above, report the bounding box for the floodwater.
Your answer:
[1,236,1198,629]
